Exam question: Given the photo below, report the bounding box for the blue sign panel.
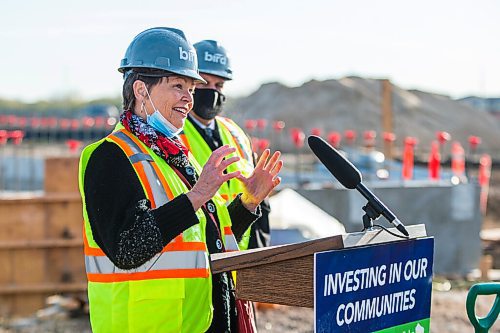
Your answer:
[314,238,434,333]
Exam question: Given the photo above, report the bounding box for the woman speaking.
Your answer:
[78,27,282,332]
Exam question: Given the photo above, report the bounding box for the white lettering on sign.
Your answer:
[336,289,417,326]
[323,265,387,296]
[403,258,428,281]
[389,262,402,284]
[317,245,432,331]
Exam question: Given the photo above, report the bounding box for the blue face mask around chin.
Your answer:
[146,110,182,138]
[143,85,183,138]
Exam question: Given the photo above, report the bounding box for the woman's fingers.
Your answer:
[209,145,237,167]
[264,151,281,171]
[199,147,283,208]
[235,173,247,182]
[223,171,241,182]
[255,149,270,169]
[273,176,282,187]
[218,156,240,171]
[270,159,284,176]
[200,151,240,187]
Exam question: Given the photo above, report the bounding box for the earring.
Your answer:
[141,101,146,114]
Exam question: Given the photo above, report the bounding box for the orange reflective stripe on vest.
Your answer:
[83,219,209,282]
[86,250,208,273]
[84,129,211,282]
[220,193,238,202]
[87,269,210,283]
[178,133,192,152]
[108,130,174,208]
[85,251,209,282]
[223,226,239,251]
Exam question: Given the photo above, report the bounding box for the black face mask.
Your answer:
[193,88,226,120]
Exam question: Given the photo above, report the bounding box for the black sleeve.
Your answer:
[83,141,199,269]
[227,194,262,241]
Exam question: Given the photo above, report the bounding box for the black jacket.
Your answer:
[83,141,261,332]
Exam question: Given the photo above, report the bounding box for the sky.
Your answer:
[1,0,499,102]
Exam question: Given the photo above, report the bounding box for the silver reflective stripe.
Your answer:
[130,153,154,164]
[113,131,170,206]
[224,234,239,251]
[85,250,209,274]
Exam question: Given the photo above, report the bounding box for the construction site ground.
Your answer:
[1,169,500,333]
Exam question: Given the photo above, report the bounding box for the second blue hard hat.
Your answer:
[194,40,233,80]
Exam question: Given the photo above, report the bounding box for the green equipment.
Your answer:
[466,283,500,332]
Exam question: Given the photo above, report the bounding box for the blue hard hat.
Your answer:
[119,27,206,83]
[194,40,233,80]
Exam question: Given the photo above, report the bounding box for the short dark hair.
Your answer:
[122,68,172,111]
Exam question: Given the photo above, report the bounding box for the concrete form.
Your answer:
[298,181,483,276]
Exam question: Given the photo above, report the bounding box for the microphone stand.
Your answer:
[356,183,410,237]
[362,201,380,232]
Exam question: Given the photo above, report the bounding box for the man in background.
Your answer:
[181,39,271,250]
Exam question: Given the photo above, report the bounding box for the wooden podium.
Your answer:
[211,224,427,308]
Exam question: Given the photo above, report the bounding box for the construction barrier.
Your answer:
[0,157,85,317]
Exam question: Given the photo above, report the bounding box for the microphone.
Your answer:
[307,136,361,189]
[308,135,409,237]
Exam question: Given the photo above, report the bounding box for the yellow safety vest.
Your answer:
[78,126,238,333]
[180,116,254,249]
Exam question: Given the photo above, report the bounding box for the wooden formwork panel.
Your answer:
[0,249,13,285]
[12,249,46,285]
[0,195,83,240]
[44,157,80,193]
[0,194,86,317]
[0,295,15,317]
[46,247,86,283]
[0,203,46,241]
[0,295,44,318]
[44,199,83,239]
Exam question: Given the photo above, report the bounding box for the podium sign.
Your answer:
[314,238,434,333]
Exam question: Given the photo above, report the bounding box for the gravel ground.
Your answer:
[1,289,499,333]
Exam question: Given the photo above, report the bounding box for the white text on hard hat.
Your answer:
[204,51,227,65]
[179,47,195,62]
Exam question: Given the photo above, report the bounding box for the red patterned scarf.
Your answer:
[120,110,197,185]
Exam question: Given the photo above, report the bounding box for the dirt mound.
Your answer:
[225,77,500,155]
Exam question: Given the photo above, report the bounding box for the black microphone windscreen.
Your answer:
[307,135,362,189]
